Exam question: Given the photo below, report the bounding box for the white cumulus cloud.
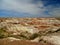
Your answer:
[1,0,44,15]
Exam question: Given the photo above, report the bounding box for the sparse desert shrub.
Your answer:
[29,33,39,40]
[0,28,8,38]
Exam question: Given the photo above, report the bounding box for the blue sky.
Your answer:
[0,0,60,17]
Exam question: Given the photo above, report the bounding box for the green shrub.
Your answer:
[29,33,39,40]
[0,28,8,38]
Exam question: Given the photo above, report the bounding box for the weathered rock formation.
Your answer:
[0,18,60,45]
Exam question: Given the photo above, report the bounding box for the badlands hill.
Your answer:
[0,18,60,45]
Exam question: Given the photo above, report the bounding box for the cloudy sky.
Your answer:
[0,0,60,17]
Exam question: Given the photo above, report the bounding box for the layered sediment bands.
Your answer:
[0,18,60,45]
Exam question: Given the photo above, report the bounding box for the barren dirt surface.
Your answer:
[0,18,60,45]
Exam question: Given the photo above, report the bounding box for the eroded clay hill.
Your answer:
[0,18,60,45]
